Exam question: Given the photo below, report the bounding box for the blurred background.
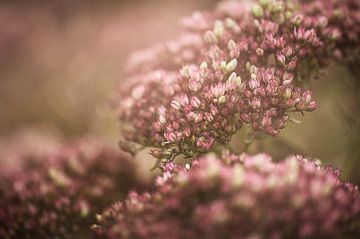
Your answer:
[0,0,359,183]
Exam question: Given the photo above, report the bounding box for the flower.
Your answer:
[93,152,360,239]
[0,139,147,239]
[117,0,359,159]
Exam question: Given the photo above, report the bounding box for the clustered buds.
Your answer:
[1,1,359,238]
[298,0,360,65]
[0,139,146,239]
[93,152,360,239]
[117,0,360,159]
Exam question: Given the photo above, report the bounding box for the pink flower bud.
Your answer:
[190,97,201,108]
[171,100,182,110]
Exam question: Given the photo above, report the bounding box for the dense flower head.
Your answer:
[117,0,360,159]
[0,139,147,239]
[298,0,360,65]
[92,152,360,239]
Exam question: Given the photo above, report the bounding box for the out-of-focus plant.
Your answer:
[0,139,147,239]
[93,152,360,239]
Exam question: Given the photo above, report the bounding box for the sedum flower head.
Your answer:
[93,152,360,239]
[117,0,360,159]
[0,139,147,239]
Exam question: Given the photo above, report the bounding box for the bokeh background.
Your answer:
[0,0,359,183]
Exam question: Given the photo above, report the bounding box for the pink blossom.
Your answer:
[117,0,360,159]
[92,152,360,239]
[0,139,147,239]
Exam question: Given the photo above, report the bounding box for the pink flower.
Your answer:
[0,139,147,239]
[92,152,360,239]
[117,0,360,160]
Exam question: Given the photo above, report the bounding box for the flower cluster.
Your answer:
[92,152,360,239]
[117,0,360,159]
[298,0,360,65]
[0,139,147,239]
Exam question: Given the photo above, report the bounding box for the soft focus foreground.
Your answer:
[93,152,360,239]
[0,138,148,238]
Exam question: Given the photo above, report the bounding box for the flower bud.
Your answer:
[226,58,238,73]
[180,65,191,78]
[277,54,286,65]
[227,39,236,51]
[218,95,226,105]
[204,30,218,44]
[249,65,258,74]
[214,20,224,38]
[256,48,264,56]
[225,17,241,33]
[200,61,208,70]
[283,88,292,99]
[150,149,164,158]
[292,14,303,26]
[171,100,182,110]
[283,72,294,86]
[190,97,201,108]
[251,5,264,18]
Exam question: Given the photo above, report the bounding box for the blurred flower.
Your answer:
[117,0,360,159]
[93,152,360,239]
[298,0,360,65]
[0,138,147,239]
